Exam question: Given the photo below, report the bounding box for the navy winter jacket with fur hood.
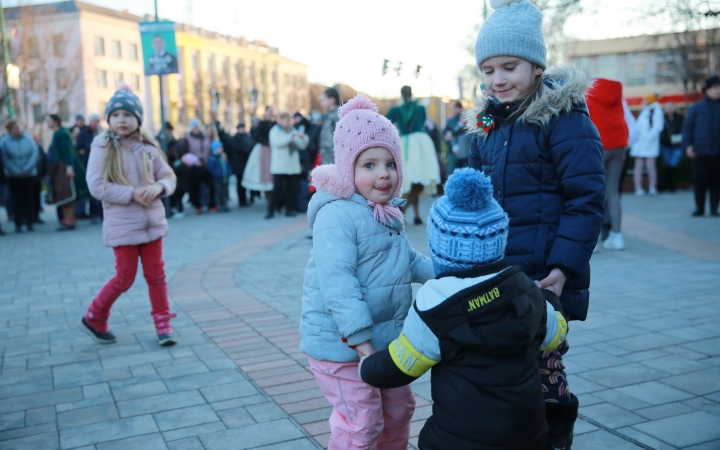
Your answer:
[468,65,605,321]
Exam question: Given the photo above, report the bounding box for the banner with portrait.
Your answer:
[139,21,179,76]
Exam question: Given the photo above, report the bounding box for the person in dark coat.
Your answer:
[682,75,720,216]
[360,169,568,450]
[217,121,253,207]
[659,102,685,193]
[32,135,48,224]
[75,114,103,222]
[468,2,605,447]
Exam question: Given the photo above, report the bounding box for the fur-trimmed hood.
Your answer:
[308,164,405,230]
[464,64,593,137]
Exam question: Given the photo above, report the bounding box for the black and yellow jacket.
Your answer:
[360,260,567,450]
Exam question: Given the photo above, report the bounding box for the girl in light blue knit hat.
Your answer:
[467,1,605,448]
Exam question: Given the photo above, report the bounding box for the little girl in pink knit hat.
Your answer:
[300,94,434,450]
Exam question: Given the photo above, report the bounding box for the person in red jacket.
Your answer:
[587,78,630,251]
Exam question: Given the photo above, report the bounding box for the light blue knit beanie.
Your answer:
[427,168,509,275]
[475,0,547,69]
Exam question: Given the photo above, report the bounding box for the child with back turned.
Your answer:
[360,168,568,450]
[300,94,434,450]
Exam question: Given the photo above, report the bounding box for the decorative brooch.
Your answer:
[476,110,495,133]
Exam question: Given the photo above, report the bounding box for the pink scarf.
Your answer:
[366,199,405,228]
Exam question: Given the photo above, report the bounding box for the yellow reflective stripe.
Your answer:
[541,312,568,351]
[389,333,438,378]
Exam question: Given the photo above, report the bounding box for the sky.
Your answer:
[11,0,663,99]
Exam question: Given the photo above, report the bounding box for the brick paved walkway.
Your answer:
[1,190,719,449]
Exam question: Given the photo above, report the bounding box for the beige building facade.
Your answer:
[565,30,716,108]
[4,1,309,134]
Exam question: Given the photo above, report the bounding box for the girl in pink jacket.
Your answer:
[80,85,178,346]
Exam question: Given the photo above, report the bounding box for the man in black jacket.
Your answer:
[217,121,253,207]
[683,75,720,216]
[659,102,684,193]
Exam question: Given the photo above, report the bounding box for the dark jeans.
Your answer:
[171,164,190,213]
[189,166,216,209]
[694,156,720,213]
[270,174,299,214]
[8,177,35,228]
[214,181,229,209]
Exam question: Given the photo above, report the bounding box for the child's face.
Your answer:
[480,56,543,103]
[353,147,398,205]
[109,110,139,137]
[278,115,292,129]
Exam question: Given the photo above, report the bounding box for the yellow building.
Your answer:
[3,1,309,133]
[149,23,309,132]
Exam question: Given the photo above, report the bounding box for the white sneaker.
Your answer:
[171,212,185,219]
[602,232,625,251]
[634,189,646,197]
[648,188,658,196]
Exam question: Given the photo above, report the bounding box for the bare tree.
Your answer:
[642,0,720,101]
[2,4,89,130]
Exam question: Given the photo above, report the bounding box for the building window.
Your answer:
[131,74,140,91]
[29,71,40,91]
[656,52,678,84]
[570,56,590,70]
[596,54,618,78]
[191,51,199,72]
[626,53,646,86]
[96,69,107,88]
[95,37,105,56]
[129,43,138,61]
[52,35,65,57]
[114,72,124,87]
[58,100,70,121]
[32,104,44,122]
[99,101,107,115]
[56,68,67,89]
[28,37,39,58]
[112,40,122,59]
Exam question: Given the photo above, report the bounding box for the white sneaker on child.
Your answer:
[634,189,646,197]
[171,212,185,219]
[648,188,658,196]
[602,232,625,251]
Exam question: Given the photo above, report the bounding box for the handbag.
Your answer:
[46,160,77,206]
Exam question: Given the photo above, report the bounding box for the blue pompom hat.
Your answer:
[427,168,509,275]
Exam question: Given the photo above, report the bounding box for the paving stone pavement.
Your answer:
[1,190,719,449]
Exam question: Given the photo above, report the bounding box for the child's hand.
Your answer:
[141,184,164,202]
[132,187,151,206]
[356,341,376,358]
[535,268,567,298]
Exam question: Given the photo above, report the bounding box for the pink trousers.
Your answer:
[308,357,415,450]
[85,239,174,334]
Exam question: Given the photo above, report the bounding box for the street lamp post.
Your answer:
[0,0,15,120]
[154,0,167,154]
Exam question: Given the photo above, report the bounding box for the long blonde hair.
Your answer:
[101,129,170,189]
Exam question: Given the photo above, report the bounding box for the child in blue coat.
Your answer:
[300,95,434,450]
[207,141,232,212]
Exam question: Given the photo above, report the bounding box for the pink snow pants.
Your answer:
[308,357,415,450]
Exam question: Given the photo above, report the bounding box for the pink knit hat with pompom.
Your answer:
[333,94,403,197]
